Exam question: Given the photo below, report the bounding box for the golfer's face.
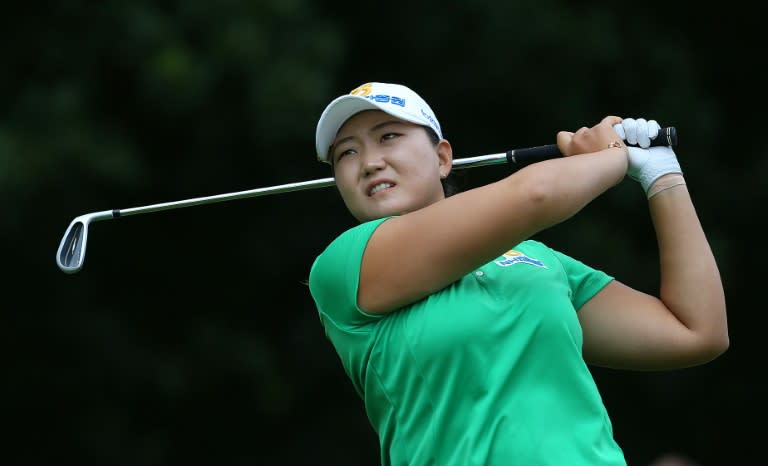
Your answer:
[331,110,447,222]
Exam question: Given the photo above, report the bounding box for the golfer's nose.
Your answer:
[361,150,386,177]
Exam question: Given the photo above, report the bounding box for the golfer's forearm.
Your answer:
[514,147,627,228]
[649,180,729,351]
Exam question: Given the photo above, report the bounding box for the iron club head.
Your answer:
[56,211,115,274]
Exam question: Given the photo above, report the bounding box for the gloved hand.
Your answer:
[614,118,683,196]
[613,117,660,148]
[625,146,683,196]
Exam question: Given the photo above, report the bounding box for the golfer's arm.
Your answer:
[359,147,628,314]
[649,176,729,355]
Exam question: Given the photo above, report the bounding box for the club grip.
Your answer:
[506,126,678,168]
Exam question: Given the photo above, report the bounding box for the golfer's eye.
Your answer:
[335,148,356,162]
[381,133,399,142]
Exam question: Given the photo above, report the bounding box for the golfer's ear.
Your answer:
[437,139,453,173]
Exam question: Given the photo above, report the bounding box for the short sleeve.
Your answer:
[544,243,614,310]
[308,218,390,330]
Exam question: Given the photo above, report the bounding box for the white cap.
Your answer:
[315,82,442,164]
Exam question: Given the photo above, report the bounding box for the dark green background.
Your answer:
[4,1,762,465]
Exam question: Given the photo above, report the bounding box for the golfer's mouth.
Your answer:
[368,182,395,196]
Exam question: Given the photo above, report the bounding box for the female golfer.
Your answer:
[308,82,728,466]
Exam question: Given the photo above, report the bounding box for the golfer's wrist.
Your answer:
[647,173,686,199]
[606,141,629,172]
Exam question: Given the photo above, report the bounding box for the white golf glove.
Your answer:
[614,118,682,195]
[613,117,660,149]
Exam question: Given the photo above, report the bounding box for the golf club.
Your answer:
[56,127,678,274]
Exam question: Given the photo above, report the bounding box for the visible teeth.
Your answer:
[370,183,393,195]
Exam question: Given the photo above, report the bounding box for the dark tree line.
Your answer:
[2,1,763,465]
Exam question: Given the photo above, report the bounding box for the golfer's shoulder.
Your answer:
[315,218,389,262]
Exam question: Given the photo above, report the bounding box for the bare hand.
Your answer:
[556,115,624,156]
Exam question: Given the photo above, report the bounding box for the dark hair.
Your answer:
[422,126,460,197]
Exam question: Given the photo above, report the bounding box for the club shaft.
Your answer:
[115,152,511,217]
[78,122,680,218]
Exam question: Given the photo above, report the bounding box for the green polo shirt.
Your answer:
[309,217,625,466]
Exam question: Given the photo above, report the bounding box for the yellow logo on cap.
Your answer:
[350,83,373,97]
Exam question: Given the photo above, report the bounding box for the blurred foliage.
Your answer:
[1,1,763,465]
